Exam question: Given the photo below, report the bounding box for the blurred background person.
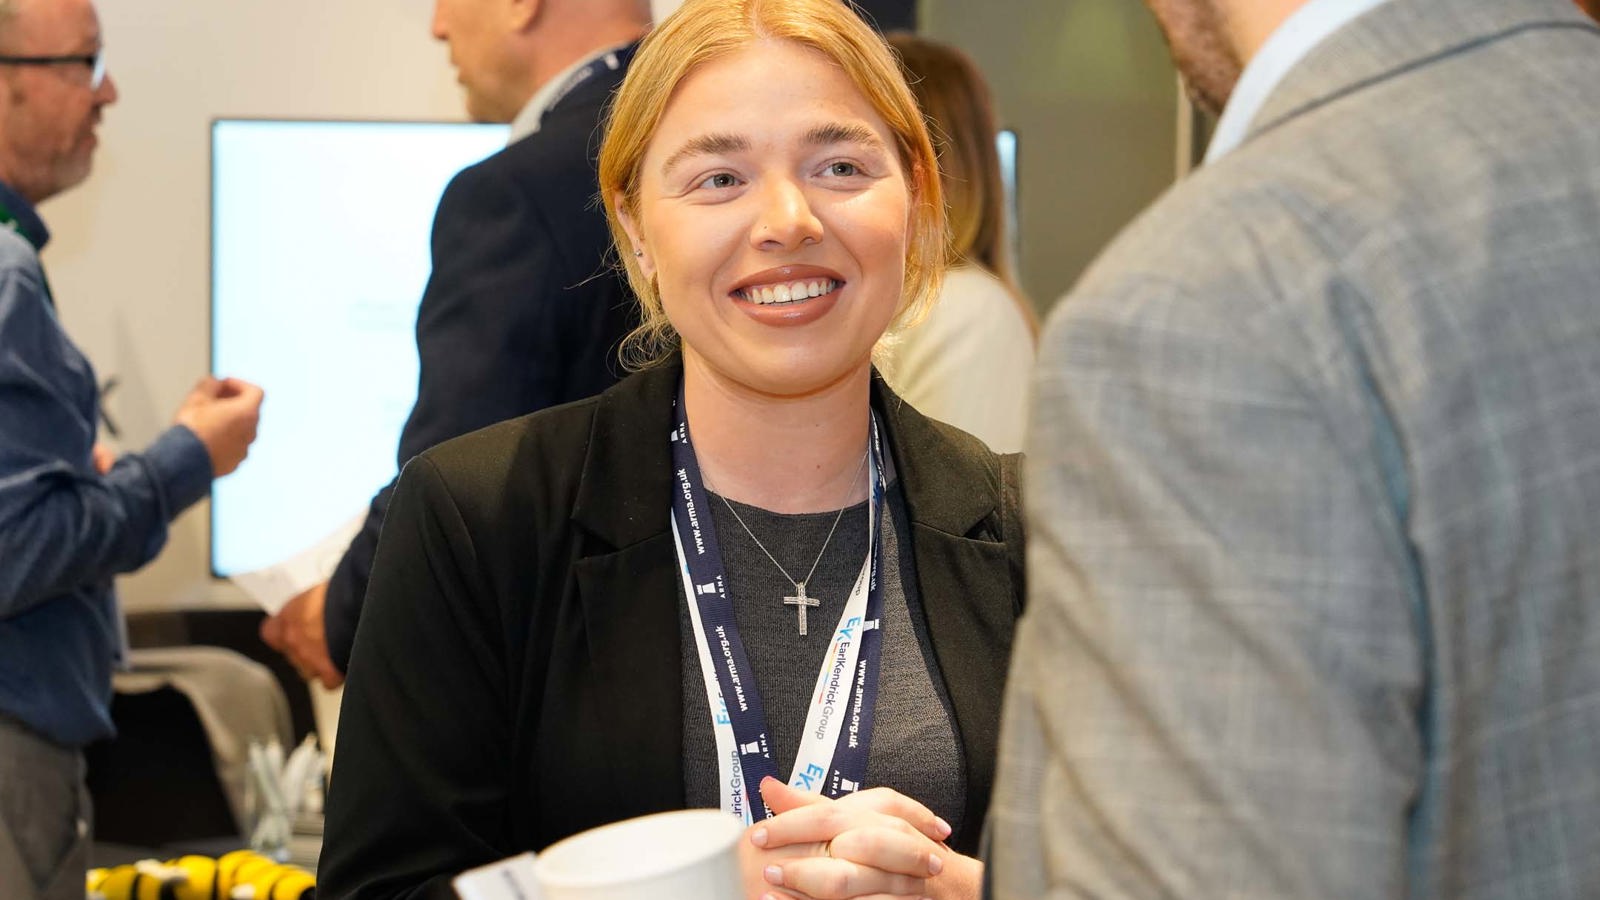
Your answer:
[879,32,1036,454]
[0,0,262,896]
[318,0,1024,897]
[991,0,1600,897]
[260,0,651,689]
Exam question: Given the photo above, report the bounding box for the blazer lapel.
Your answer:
[874,375,1019,848]
[570,362,687,817]
[571,538,684,817]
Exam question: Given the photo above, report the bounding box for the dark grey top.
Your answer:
[680,480,966,833]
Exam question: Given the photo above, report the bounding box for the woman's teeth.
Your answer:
[739,279,839,305]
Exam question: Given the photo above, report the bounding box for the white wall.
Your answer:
[45,0,466,610]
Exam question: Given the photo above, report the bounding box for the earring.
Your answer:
[633,249,644,258]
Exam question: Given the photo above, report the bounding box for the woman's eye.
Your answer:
[698,172,739,189]
[826,162,860,177]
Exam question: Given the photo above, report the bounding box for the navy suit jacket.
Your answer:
[326,46,639,670]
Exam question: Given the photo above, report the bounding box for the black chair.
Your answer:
[86,641,294,852]
[86,686,239,846]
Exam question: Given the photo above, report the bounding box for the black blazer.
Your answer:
[324,45,640,671]
[319,360,1024,900]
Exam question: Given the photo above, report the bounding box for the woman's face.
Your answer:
[621,39,912,400]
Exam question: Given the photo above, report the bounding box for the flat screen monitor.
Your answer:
[210,118,508,578]
[997,128,1021,278]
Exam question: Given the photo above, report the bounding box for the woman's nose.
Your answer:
[750,178,823,250]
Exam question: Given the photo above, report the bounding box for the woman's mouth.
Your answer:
[733,279,842,305]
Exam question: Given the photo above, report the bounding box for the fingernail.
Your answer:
[928,853,944,875]
[764,865,783,885]
[934,816,953,838]
[750,827,769,848]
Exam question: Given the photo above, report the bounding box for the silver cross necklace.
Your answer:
[714,447,870,637]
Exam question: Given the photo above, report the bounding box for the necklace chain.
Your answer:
[713,446,870,591]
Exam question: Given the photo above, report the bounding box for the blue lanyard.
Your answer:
[544,50,622,120]
[668,382,888,820]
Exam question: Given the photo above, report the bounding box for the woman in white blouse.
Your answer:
[881,34,1037,453]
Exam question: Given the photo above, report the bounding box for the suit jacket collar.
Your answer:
[570,357,680,550]
[1247,0,1596,150]
[570,356,999,549]
[870,371,999,537]
[509,39,642,144]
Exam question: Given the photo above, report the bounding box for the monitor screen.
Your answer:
[997,128,1021,279]
[210,119,508,577]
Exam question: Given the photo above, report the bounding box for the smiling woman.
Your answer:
[318,2,1024,899]
[602,3,944,387]
[617,37,915,428]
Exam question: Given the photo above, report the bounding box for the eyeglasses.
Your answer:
[0,50,106,90]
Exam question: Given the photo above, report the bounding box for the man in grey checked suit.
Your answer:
[989,0,1600,897]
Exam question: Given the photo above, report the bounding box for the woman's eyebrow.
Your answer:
[661,133,750,176]
[805,122,884,150]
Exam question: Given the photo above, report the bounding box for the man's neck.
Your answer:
[524,21,645,101]
[1223,0,1309,62]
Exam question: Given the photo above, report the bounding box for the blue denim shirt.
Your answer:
[0,183,211,747]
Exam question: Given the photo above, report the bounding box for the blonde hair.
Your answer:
[887,32,1037,335]
[599,0,945,369]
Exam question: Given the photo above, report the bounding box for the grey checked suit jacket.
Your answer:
[990,0,1600,897]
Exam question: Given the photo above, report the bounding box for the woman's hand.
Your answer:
[741,777,982,900]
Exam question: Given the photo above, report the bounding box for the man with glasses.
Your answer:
[0,2,263,896]
[0,45,103,83]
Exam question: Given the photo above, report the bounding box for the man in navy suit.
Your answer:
[261,0,650,687]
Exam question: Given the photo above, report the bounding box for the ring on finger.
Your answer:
[822,840,834,859]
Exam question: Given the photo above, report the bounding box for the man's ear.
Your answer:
[615,196,656,280]
[508,0,542,33]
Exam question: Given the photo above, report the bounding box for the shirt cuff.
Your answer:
[144,425,213,515]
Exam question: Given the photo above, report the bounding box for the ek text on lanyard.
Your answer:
[668,383,888,824]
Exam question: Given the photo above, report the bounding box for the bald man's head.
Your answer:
[431,0,649,124]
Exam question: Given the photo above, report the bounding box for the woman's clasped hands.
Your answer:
[740,777,982,900]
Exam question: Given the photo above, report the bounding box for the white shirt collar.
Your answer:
[507,43,627,143]
[1204,0,1394,163]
